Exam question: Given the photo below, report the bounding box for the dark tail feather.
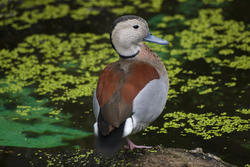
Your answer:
[95,122,125,156]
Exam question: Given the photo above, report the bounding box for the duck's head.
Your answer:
[110,15,168,58]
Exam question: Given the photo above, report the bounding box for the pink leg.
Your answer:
[124,138,152,150]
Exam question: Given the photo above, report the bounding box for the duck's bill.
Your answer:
[144,32,168,45]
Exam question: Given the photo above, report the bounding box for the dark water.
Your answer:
[0,0,250,166]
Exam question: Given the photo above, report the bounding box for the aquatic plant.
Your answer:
[144,1,250,142]
[0,88,91,148]
[0,0,165,30]
[0,33,114,103]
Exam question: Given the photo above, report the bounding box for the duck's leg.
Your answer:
[124,138,152,150]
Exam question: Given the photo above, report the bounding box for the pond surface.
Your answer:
[0,0,249,166]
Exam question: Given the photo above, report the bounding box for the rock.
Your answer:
[131,146,237,167]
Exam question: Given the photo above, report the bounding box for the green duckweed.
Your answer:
[0,33,114,103]
[180,76,216,94]
[202,0,233,5]
[144,111,250,140]
[152,8,250,64]
[224,55,250,70]
[0,0,166,30]
[225,82,236,87]
[236,109,250,115]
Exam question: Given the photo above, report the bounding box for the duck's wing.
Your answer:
[131,78,168,133]
[94,61,160,136]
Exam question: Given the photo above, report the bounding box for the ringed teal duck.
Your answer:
[93,15,169,154]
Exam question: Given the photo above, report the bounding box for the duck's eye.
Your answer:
[133,25,139,29]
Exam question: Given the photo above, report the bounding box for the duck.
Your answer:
[93,15,169,154]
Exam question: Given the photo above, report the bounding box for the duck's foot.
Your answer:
[124,138,152,150]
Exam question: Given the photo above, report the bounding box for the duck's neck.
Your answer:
[119,50,140,59]
[115,43,141,59]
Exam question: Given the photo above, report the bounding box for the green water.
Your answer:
[0,0,249,166]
